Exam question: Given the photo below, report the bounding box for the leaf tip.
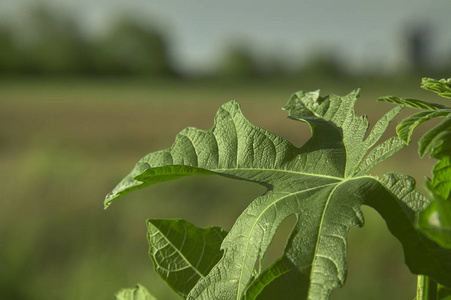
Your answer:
[377,96,390,102]
[351,87,361,97]
[104,192,117,209]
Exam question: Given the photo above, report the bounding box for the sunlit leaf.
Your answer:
[146,219,227,298]
[382,77,451,255]
[378,96,448,111]
[421,77,451,99]
[107,89,451,298]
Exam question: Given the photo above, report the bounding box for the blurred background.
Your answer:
[1,0,450,299]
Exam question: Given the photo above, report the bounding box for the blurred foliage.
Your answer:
[218,44,260,79]
[0,6,175,77]
[23,8,93,75]
[300,53,344,79]
[92,20,173,76]
[0,26,24,74]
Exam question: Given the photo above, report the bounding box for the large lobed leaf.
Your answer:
[106,89,451,299]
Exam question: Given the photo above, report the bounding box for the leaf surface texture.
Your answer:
[107,89,451,298]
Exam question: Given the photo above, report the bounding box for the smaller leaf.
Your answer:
[378,96,448,111]
[382,78,451,255]
[395,110,451,144]
[115,284,157,300]
[427,151,451,204]
[418,198,451,249]
[421,78,451,99]
[418,116,451,158]
[146,219,227,298]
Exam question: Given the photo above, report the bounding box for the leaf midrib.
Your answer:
[307,176,372,298]
[235,181,341,300]
[308,182,341,299]
[207,167,344,181]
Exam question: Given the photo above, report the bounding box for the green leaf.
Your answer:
[418,115,451,158]
[355,136,406,176]
[115,284,157,300]
[146,219,227,298]
[381,77,451,260]
[417,115,451,249]
[418,201,451,248]
[363,105,405,149]
[368,174,451,289]
[378,96,448,111]
[421,77,451,99]
[245,173,432,300]
[438,284,451,300]
[106,90,451,298]
[105,165,215,209]
[283,90,405,177]
[395,110,450,144]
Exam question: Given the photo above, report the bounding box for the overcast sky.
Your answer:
[1,0,450,74]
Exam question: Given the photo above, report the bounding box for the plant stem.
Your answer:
[416,275,437,300]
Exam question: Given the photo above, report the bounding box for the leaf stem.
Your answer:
[416,275,437,300]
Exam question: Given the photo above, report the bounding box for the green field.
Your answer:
[0,76,442,299]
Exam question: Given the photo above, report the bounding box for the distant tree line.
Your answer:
[0,6,445,79]
[0,6,348,79]
[0,7,176,77]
